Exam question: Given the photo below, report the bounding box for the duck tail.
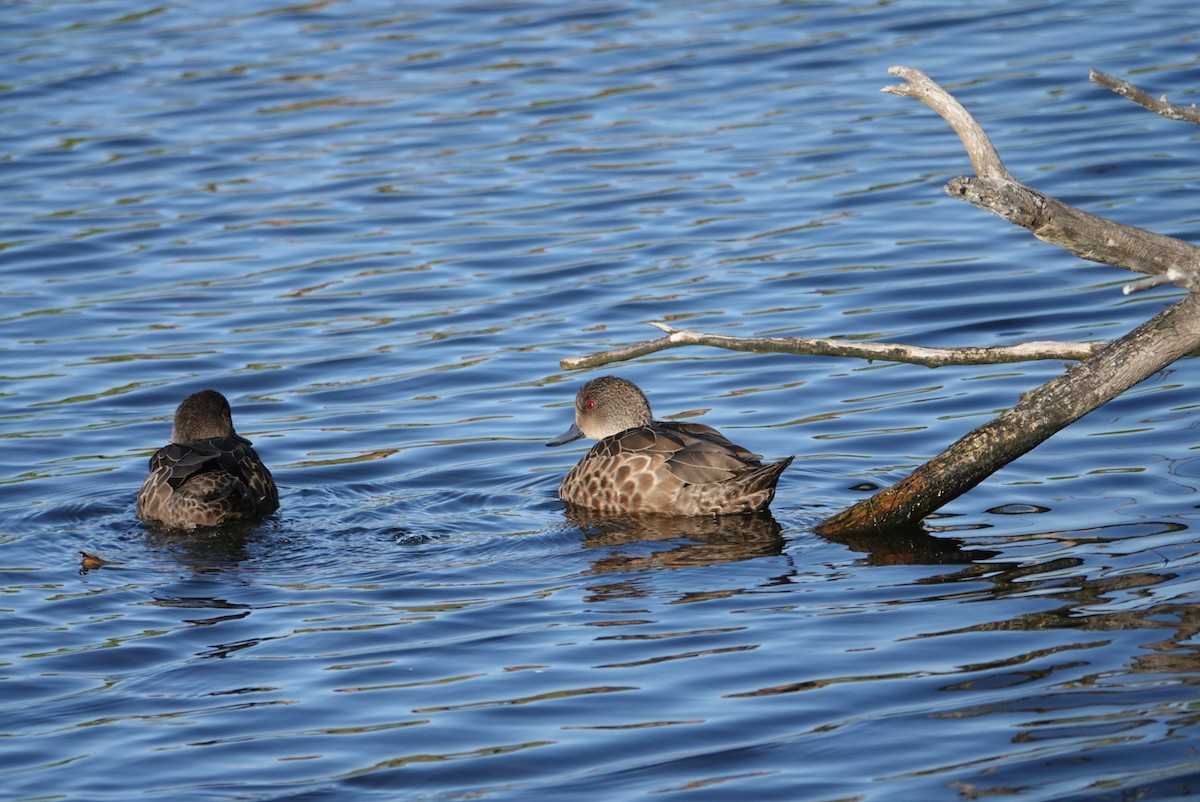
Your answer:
[743,455,794,511]
[758,455,794,486]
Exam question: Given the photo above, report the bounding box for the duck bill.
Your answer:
[546,422,585,447]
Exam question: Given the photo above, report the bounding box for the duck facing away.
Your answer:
[137,389,279,528]
[547,376,793,516]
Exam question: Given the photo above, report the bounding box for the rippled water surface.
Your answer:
[6,1,1200,799]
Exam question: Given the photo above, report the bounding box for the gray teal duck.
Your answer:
[547,376,793,515]
[137,389,279,528]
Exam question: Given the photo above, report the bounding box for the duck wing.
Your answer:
[599,422,764,486]
[149,436,244,487]
[661,422,767,485]
[150,436,276,505]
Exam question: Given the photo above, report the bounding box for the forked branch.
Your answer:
[884,66,1200,281]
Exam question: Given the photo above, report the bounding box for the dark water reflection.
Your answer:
[6,0,1200,799]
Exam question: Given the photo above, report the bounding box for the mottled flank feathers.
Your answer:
[136,390,279,528]
[547,376,793,516]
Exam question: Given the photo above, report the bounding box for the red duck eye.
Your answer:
[584,399,596,411]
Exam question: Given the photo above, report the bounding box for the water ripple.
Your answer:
[5,0,1200,800]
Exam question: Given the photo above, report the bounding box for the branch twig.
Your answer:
[1123,265,1200,295]
[883,66,1010,181]
[560,321,1101,371]
[1090,68,1200,124]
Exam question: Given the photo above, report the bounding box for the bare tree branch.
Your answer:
[885,66,1200,283]
[560,321,1101,371]
[946,177,1200,279]
[1090,68,1200,124]
[561,68,1200,376]
[883,66,1010,181]
[815,67,1200,536]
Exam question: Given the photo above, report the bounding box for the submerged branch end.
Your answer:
[818,293,1200,537]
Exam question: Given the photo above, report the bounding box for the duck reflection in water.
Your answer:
[547,376,793,516]
[141,520,262,567]
[563,504,785,575]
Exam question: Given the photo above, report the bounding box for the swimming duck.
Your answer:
[137,389,279,528]
[547,376,793,515]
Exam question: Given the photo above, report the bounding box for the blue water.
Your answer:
[6,1,1200,799]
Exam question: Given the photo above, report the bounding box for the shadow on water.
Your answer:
[820,519,1000,567]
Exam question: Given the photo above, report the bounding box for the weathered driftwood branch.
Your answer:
[560,321,1101,371]
[944,177,1200,280]
[817,291,1200,537]
[885,66,1200,282]
[1090,68,1200,125]
[817,67,1200,536]
[563,69,1200,376]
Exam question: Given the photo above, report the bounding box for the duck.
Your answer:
[546,376,793,515]
[137,389,279,528]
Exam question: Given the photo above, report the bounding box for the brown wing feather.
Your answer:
[652,422,765,486]
[668,422,763,462]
